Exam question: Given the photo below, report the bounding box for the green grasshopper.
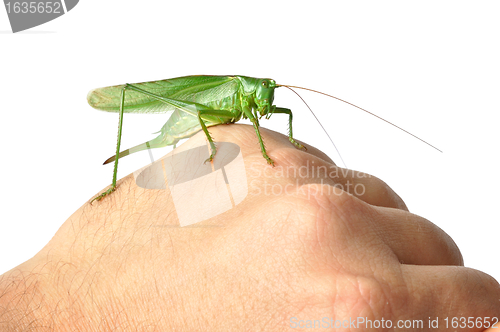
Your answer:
[88,75,440,203]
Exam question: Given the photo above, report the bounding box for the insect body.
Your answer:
[88,75,441,203]
[88,75,305,202]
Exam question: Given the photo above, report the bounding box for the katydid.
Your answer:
[87,75,440,203]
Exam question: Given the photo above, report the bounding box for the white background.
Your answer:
[1,1,499,286]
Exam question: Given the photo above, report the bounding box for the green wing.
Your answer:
[87,75,240,114]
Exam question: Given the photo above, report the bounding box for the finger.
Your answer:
[313,187,462,266]
[268,148,408,210]
[212,124,337,165]
[370,204,463,266]
[208,124,408,210]
[400,265,500,332]
[250,125,337,165]
[291,137,337,166]
[329,167,408,210]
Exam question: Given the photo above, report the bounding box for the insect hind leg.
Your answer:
[91,85,128,203]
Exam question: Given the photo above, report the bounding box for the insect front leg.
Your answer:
[273,107,307,151]
[196,109,236,163]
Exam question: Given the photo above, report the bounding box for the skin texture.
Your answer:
[0,124,499,331]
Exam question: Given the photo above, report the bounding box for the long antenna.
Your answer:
[282,86,347,167]
[277,84,443,153]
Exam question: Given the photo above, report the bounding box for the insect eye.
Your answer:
[262,81,268,88]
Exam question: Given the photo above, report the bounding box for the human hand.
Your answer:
[1,124,498,331]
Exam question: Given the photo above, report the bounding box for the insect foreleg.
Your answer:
[273,107,307,151]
